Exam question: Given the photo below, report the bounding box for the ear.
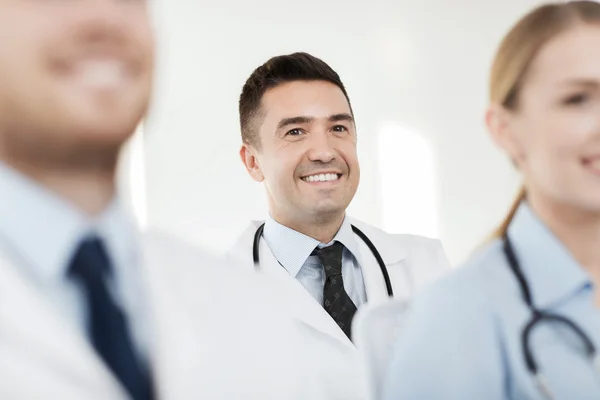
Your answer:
[239,144,265,182]
[485,104,525,168]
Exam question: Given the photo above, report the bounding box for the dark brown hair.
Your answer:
[238,52,353,149]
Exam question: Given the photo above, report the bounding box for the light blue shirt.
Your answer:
[0,163,150,362]
[263,214,367,307]
[383,202,600,400]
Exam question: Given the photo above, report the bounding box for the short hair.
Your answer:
[238,52,353,148]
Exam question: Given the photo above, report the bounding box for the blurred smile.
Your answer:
[54,54,139,93]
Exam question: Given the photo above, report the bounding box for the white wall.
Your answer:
[132,0,546,265]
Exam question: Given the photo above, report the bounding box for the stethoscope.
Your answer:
[252,222,394,297]
[503,234,600,399]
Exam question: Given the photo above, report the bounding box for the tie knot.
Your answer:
[313,241,345,277]
[68,236,112,282]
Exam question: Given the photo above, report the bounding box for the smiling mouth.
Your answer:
[301,173,342,183]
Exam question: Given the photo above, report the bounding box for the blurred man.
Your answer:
[0,3,339,399]
[229,52,451,396]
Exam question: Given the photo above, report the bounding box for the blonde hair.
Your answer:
[489,1,600,238]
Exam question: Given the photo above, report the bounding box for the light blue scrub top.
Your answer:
[382,202,600,399]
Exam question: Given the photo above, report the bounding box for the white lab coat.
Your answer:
[226,218,451,399]
[0,230,341,400]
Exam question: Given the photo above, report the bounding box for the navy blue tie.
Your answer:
[68,237,154,400]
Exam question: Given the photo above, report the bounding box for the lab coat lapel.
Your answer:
[258,237,354,348]
[0,246,127,397]
[230,222,353,349]
[350,219,412,304]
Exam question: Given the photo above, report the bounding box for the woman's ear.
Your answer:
[485,104,525,168]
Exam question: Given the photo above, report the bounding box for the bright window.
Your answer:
[378,123,438,238]
[122,124,148,228]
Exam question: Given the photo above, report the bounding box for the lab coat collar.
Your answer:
[262,214,362,278]
[507,202,591,309]
[347,217,407,265]
[245,217,408,267]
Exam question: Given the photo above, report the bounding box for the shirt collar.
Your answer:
[507,202,591,309]
[0,162,137,283]
[263,214,361,277]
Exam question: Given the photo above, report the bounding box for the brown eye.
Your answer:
[286,128,303,136]
[332,125,347,132]
[564,93,590,106]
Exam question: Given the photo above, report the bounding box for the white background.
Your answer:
[121,0,547,265]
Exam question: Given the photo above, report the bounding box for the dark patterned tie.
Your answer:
[68,237,154,400]
[313,242,357,340]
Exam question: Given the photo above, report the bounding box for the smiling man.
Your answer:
[229,53,451,393]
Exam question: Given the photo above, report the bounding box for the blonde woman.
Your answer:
[382,2,600,399]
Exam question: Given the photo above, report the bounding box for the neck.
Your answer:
[272,211,345,243]
[3,156,118,217]
[528,190,600,282]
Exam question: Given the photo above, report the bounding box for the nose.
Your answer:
[71,0,132,44]
[307,131,337,163]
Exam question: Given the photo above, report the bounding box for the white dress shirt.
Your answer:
[0,162,150,361]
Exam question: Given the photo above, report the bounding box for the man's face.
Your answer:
[242,80,360,224]
[0,0,154,162]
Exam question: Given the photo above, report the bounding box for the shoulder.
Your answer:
[141,228,294,311]
[400,239,511,356]
[416,239,506,310]
[382,241,508,399]
[225,220,264,259]
[142,229,226,270]
[348,218,450,286]
[141,229,270,298]
[348,217,445,255]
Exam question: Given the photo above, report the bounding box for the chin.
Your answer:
[575,197,600,214]
[548,187,600,215]
[309,202,346,217]
[70,114,139,137]
[67,98,146,133]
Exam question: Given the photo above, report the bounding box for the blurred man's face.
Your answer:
[0,0,154,164]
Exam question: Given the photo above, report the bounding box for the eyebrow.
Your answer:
[276,113,354,130]
[559,78,600,88]
[277,116,314,130]
[329,113,354,123]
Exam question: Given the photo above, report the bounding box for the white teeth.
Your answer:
[303,173,340,182]
[76,61,126,89]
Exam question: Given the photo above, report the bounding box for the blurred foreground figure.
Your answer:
[0,1,339,399]
[383,2,600,399]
